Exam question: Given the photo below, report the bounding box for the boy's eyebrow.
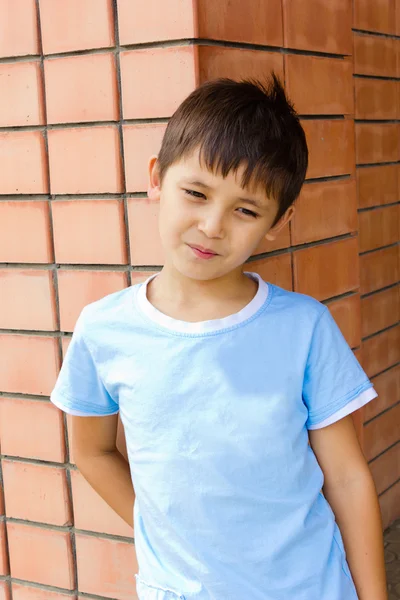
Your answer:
[180,178,266,209]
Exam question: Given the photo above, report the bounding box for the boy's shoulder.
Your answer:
[76,283,137,334]
[266,279,326,321]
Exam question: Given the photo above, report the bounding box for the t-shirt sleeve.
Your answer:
[50,308,119,417]
[303,307,377,429]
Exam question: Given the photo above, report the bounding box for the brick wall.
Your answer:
[0,1,399,598]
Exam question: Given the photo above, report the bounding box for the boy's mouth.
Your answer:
[187,244,219,259]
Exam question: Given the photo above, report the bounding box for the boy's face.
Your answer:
[148,149,293,282]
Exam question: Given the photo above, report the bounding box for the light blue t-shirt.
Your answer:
[51,271,377,600]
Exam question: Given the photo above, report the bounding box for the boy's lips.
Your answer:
[187,243,219,258]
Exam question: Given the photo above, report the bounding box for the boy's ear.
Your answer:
[265,205,295,241]
[147,155,161,201]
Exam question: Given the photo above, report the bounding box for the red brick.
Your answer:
[360,246,399,294]
[7,522,75,589]
[0,270,56,331]
[121,47,196,119]
[45,53,119,124]
[71,470,133,537]
[366,365,400,421]
[0,520,9,576]
[48,126,123,194]
[40,0,114,54]
[127,198,165,266]
[2,460,71,526]
[12,583,75,600]
[0,581,10,600]
[361,287,400,338]
[364,403,400,460]
[354,0,396,34]
[292,178,357,245]
[359,205,399,253]
[369,443,400,496]
[356,123,399,164]
[52,200,127,265]
[285,55,353,115]
[282,0,352,54]
[0,202,53,264]
[0,335,59,396]
[302,119,355,179]
[198,0,283,46]
[357,165,399,208]
[0,398,66,462]
[249,254,293,291]
[293,238,359,301]
[198,47,283,83]
[355,78,398,120]
[0,131,48,194]
[76,533,137,599]
[0,62,44,126]
[123,124,167,193]
[362,325,400,378]
[326,294,361,349]
[0,0,39,58]
[117,0,195,44]
[379,480,400,529]
[0,486,3,515]
[57,270,128,332]
[354,34,397,77]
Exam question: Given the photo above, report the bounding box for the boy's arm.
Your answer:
[72,414,135,528]
[308,414,387,600]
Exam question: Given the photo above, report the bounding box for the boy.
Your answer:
[50,74,388,599]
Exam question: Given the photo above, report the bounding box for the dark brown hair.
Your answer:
[157,72,308,226]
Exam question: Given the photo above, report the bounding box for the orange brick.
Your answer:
[292,178,357,245]
[12,583,75,600]
[52,200,127,265]
[379,480,400,529]
[57,270,128,332]
[285,55,353,115]
[369,443,400,496]
[65,413,74,465]
[356,123,400,164]
[0,520,9,575]
[76,533,137,599]
[0,62,44,126]
[121,47,196,119]
[0,270,56,331]
[127,198,165,266]
[0,131,48,194]
[0,398,66,462]
[367,365,400,421]
[0,0,39,58]
[198,0,283,46]
[251,223,291,255]
[0,581,10,600]
[71,470,133,537]
[117,0,195,44]
[2,460,71,526]
[0,202,53,264]
[354,34,397,77]
[48,126,123,194]
[0,335,59,396]
[359,205,399,253]
[357,164,399,208]
[364,403,400,460]
[198,47,283,83]
[282,0,352,54]
[360,246,399,294]
[354,0,396,34]
[45,53,119,124]
[40,0,114,54]
[361,287,400,338]
[7,522,75,589]
[362,325,400,378]
[326,294,361,349]
[248,254,293,291]
[0,486,3,515]
[355,78,398,120]
[293,238,359,301]
[302,119,355,179]
[123,124,167,193]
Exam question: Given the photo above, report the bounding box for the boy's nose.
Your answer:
[197,212,225,239]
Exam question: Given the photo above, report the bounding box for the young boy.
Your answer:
[50,74,388,599]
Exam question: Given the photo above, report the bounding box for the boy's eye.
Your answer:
[237,207,259,218]
[184,189,206,199]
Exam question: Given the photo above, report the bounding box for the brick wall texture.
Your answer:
[0,1,399,598]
